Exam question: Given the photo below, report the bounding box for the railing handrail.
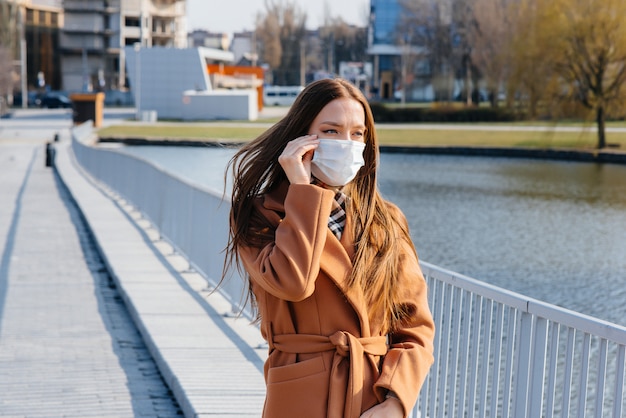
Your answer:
[421,261,626,346]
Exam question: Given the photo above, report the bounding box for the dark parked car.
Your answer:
[12,91,41,107]
[40,93,73,109]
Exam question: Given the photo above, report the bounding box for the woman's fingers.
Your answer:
[278,135,319,184]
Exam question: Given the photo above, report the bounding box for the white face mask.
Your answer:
[311,139,366,187]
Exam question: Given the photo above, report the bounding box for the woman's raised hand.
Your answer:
[278,134,319,185]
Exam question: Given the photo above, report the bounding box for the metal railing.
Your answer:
[71,126,626,418]
[418,263,626,418]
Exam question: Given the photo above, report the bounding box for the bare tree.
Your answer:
[553,0,626,149]
[505,0,561,118]
[469,0,515,107]
[255,0,307,86]
[398,0,463,101]
[320,18,368,75]
[0,0,18,51]
[0,47,12,113]
[0,1,19,110]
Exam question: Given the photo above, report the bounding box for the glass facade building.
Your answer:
[370,0,400,46]
[368,0,402,99]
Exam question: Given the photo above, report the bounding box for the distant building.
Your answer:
[0,0,64,93]
[367,0,402,100]
[188,29,230,50]
[367,0,433,101]
[230,31,256,66]
[60,0,187,92]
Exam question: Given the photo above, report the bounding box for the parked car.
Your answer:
[263,85,304,106]
[12,91,41,107]
[40,92,72,109]
[103,89,134,107]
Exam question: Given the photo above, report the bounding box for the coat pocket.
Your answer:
[264,356,330,417]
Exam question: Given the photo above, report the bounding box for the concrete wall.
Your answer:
[181,90,257,121]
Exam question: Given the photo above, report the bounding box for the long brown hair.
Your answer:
[224,78,415,332]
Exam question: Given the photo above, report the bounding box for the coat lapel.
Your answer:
[263,183,370,334]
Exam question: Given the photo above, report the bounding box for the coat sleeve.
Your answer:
[373,205,436,416]
[239,184,336,302]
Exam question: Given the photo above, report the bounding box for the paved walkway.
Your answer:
[0,109,266,417]
[0,141,182,416]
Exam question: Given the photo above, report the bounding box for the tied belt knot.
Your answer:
[273,331,388,418]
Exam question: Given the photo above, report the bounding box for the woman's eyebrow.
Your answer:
[320,121,366,130]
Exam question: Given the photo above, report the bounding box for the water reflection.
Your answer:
[378,154,626,326]
[117,145,626,326]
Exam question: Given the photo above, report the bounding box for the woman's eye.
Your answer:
[323,129,338,134]
[352,131,364,138]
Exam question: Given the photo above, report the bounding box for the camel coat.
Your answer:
[239,182,435,418]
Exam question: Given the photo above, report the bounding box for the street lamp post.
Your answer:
[299,38,305,86]
[19,5,27,109]
[134,42,141,120]
[401,34,411,106]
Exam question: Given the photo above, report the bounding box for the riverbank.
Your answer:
[97,122,626,165]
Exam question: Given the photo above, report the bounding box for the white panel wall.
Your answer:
[124,46,257,120]
[181,90,258,121]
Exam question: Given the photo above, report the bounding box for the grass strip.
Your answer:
[96,124,626,150]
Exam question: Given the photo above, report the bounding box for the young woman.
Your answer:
[225,78,435,418]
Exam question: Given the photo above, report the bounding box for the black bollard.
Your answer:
[45,142,55,167]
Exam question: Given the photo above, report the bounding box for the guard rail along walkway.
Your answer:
[70,122,626,418]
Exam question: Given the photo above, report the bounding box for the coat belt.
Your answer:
[272,331,388,418]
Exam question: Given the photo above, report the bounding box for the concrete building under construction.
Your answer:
[60,0,187,92]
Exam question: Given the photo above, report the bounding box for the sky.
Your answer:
[186,0,370,34]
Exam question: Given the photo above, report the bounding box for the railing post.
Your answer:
[514,310,533,417]
[577,333,591,417]
[529,317,548,417]
[595,338,608,418]
[613,346,625,418]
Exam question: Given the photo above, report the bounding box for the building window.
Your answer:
[125,17,140,28]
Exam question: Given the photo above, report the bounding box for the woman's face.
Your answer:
[308,98,366,143]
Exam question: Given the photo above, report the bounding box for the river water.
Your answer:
[116,145,626,326]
